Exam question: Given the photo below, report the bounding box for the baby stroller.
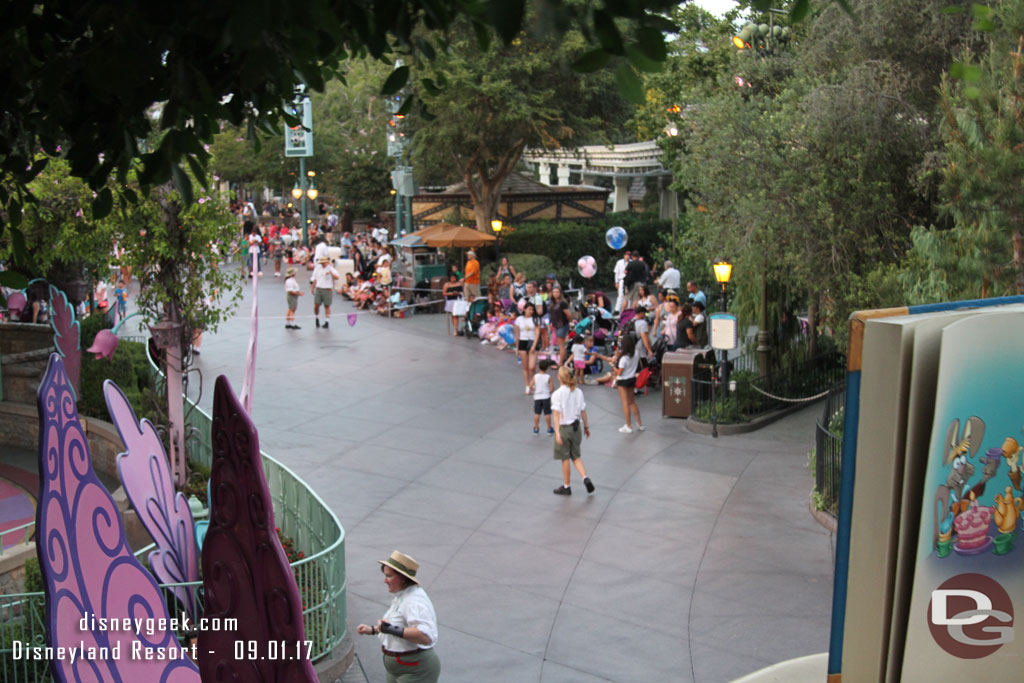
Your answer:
[462,298,490,338]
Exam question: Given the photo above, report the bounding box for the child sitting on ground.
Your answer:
[529,359,555,436]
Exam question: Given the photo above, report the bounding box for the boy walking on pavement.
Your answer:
[284,267,304,329]
[310,256,340,328]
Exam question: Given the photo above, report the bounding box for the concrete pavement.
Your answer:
[186,283,836,683]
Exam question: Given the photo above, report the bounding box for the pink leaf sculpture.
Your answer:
[35,353,200,682]
[48,285,81,398]
[199,375,318,681]
[105,379,199,621]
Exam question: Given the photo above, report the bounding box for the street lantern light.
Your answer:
[306,182,318,201]
[713,260,733,289]
[291,185,303,200]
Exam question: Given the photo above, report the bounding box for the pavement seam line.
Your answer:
[684,450,758,683]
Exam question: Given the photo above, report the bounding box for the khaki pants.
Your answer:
[382,647,440,683]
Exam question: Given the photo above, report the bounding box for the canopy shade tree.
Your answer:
[407,23,635,230]
[927,1,1024,297]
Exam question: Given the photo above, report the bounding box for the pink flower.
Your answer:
[198,197,208,204]
[75,209,84,218]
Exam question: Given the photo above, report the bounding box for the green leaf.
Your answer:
[487,0,524,45]
[172,164,194,205]
[634,28,667,63]
[791,0,810,23]
[186,153,208,188]
[472,20,491,52]
[10,224,26,263]
[614,62,644,104]
[415,37,436,61]
[92,188,113,220]
[0,270,28,290]
[965,85,982,99]
[396,94,414,116]
[940,5,965,14]
[593,10,624,55]
[625,45,663,73]
[380,66,410,95]
[572,48,610,73]
[421,78,442,96]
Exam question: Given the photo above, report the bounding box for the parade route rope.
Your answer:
[746,383,833,403]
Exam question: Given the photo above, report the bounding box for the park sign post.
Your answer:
[284,96,313,158]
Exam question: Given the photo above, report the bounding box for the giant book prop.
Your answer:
[827,297,1024,681]
[198,375,318,681]
[35,353,201,682]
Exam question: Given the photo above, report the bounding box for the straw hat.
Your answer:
[285,266,297,277]
[318,256,330,263]
[378,550,420,584]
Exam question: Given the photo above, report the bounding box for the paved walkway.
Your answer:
[188,284,836,683]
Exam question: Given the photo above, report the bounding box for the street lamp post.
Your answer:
[713,257,733,385]
[491,219,503,268]
[292,166,318,246]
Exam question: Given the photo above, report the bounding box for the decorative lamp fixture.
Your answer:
[491,219,503,233]
[291,185,302,200]
[732,35,747,49]
[306,182,318,201]
[713,259,733,285]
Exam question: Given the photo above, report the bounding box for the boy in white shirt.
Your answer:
[529,359,555,436]
[284,267,303,329]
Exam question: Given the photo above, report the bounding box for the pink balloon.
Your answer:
[577,255,597,279]
[517,298,526,312]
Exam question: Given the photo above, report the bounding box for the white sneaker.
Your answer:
[637,425,646,432]
[525,387,531,395]
[618,425,633,434]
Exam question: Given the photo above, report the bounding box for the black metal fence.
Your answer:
[813,383,845,516]
[690,350,846,424]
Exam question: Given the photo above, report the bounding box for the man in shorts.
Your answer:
[462,250,481,300]
[310,256,340,329]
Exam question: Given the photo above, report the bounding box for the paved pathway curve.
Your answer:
[188,286,835,683]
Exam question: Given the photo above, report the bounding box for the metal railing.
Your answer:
[691,350,846,424]
[813,384,845,516]
[1,386,346,682]
[0,523,34,555]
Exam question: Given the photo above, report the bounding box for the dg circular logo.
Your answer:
[928,573,1014,659]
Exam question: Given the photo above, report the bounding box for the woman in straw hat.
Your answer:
[356,551,441,682]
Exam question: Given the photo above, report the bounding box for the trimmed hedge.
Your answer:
[493,214,673,290]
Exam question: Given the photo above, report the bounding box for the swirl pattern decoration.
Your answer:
[105,379,200,621]
[35,353,200,682]
[198,375,318,681]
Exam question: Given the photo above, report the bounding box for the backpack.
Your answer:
[635,366,652,389]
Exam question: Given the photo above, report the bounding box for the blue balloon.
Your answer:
[498,324,515,345]
[605,226,628,250]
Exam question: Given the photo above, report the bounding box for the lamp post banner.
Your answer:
[284,97,313,158]
[710,313,738,351]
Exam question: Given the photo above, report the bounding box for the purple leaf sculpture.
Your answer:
[48,285,81,398]
[105,379,200,621]
[35,353,201,682]
[198,375,318,681]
